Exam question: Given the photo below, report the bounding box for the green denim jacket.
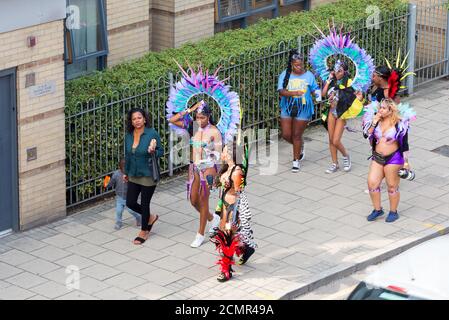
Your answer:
[124,127,163,177]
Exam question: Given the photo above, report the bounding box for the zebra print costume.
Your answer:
[237,191,257,249]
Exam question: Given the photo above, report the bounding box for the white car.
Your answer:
[348,235,449,300]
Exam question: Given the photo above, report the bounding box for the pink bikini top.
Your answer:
[373,125,398,144]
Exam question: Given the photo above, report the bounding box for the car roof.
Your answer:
[364,235,449,300]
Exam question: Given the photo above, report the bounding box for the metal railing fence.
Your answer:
[65,3,449,208]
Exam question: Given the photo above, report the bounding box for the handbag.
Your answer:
[148,152,160,182]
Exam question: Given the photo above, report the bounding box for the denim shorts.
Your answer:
[280,105,313,121]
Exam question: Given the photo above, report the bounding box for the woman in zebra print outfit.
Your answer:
[210,137,256,282]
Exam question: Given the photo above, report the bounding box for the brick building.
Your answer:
[0,0,332,234]
[0,1,66,234]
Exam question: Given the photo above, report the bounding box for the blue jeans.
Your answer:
[116,196,140,225]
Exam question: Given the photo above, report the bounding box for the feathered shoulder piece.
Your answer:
[238,134,249,188]
[362,100,379,131]
[396,102,417,136]
[385,50,416,99]
[362,101,416,136]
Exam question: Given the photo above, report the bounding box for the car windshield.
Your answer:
[348,282,425,300]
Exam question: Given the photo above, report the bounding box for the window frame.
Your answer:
[279,0,308,7]
[215,0,310,29]
[64,0,109,77]
[215,0,279,25]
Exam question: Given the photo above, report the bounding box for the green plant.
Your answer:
[65,0,408,206]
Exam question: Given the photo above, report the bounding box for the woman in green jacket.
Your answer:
[124,108,163,245]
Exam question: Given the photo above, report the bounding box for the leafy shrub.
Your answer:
[65,0,408,206]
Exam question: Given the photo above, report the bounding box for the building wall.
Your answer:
[310,0,337,9]
[151,0,215,51]
[0,20,66,230]
[106,0,151,66]
[174,0,215,48]
[152,0,175,51]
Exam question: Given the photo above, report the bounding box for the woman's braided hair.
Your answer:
[282,49,304,90]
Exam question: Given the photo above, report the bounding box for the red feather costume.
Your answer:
[210,136,252,282]
[388,69,401,99]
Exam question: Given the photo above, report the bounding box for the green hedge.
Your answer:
[65,0,408,206]
[66,0,407,110]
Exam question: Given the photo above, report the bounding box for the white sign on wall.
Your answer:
[28,81,56,98]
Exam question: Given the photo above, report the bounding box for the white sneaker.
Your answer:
[208,214,220,236]
[292,160,300,173]
[325,163,339,174]
[342,154,352,172]
[190,233,205,248]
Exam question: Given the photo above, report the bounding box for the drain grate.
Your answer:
[431,145,449,157]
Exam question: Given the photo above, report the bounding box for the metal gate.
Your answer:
[65,1,449,208]
[409,0,449,89]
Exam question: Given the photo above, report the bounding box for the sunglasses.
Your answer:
[291,53,303,60]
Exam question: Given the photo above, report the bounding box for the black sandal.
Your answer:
[133,237,147,245]
[217,272,232,282]
[236,247,255,265]
[147,214,159,232]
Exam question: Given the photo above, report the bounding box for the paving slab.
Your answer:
[1,82,449,300]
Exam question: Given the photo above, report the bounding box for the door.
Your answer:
[0,68,19,233]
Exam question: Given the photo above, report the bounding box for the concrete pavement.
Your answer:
[1,80,449,300]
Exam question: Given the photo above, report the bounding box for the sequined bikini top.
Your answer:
[373,125,398,144]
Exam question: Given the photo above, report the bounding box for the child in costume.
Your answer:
[210,135,256,282]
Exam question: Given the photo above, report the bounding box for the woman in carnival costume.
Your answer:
[309,25,375,174]
[369,50,415,104]
[278,49,322,173]
[362,98,416,223]
[167,62,241,248]
[210,133,256,282]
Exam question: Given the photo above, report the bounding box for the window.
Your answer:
[215,0,309,32]
[279,0,307,6]
[215,0,278,27]
[347,282,423,300]
[65,0,108,80]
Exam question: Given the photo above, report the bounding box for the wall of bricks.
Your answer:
[0,20,66,231]
[151,0,214,51]
[0,21,64,71]
[108,25,151,65]
[18,164,66,229]
[175,0,215,47]
[106,0,151,66]
[151,7,175,51]
[151,0,175,51]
